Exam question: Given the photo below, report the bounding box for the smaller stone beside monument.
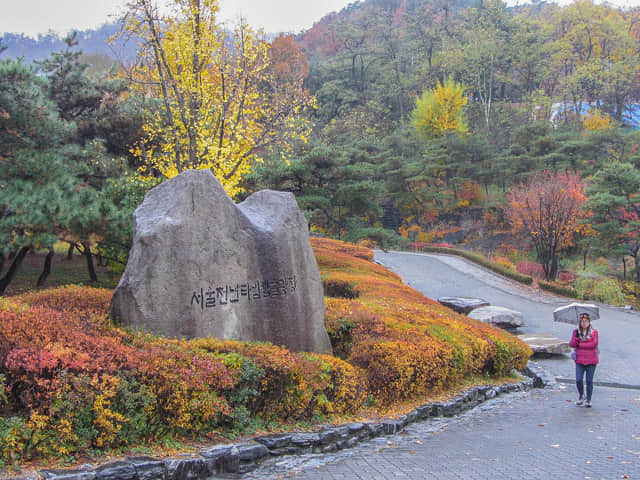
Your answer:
[437,297,490,314]
[517,334,570,356]
[468,305,524,330]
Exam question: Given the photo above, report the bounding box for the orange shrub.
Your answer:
[15,286,113,321]
[126,335,234,432]
[0,290,239,461]
[189,338,364,419]
[357,238,377,249]
[0,238,532,464]
[350,338,454,403]
[312,237,532,404]
[315,354,366,414]
[311,236,373,262]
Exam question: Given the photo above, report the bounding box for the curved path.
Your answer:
[246,251,640,480]
[374,250,640,387]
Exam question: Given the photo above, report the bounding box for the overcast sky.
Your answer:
[0,0,355,37]
[0,0,639,38]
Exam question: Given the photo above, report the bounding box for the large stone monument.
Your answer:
[110,169,332,354]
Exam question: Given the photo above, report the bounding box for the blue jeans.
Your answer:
[575,363,597,401]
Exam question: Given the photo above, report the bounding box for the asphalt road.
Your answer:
[373,250,640,387]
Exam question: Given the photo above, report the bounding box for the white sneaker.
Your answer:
[584,400,591,408]
[576,396,584,406]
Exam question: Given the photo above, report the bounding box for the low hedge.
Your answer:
[538,280,579,298]
[421,246,534,285]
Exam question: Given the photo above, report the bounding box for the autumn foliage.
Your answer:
[507,171,588,280]
[122,1,314,195]
[0,287,362,463]
[411,76,469,138]
[0,240,530,465]
[313,237,531,404]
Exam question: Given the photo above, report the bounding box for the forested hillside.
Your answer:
[3,0,640,292]
[247,0,640,286]
[266,0,640,240]
[8,0,640,469]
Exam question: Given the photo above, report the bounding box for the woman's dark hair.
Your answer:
[578,315,592,339]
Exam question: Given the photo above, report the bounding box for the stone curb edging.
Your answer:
[22,370,542,480]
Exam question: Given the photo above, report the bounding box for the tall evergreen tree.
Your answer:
[0,58,74,293]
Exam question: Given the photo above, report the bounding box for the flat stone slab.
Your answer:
[468,305,524,329]
[517,334,570,356]
[438,297,490,314]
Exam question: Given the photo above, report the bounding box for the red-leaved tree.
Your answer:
[507,172,588,281]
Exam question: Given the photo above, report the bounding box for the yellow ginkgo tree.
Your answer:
[121,0,313,195]
[583,108,612,132]
[411,76,469,139]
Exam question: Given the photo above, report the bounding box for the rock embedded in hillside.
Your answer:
[468,305,524,330]
[437,296,490,314]
[517,334,570,356]
[110,169,332,354]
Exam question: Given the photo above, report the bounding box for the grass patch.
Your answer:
[1,250,120,296]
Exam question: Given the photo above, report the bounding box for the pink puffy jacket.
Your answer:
[569,329,599,365]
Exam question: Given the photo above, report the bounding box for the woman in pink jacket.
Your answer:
[569,312,599,407]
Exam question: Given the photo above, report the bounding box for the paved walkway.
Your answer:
[269,383,639,479]
[243,252,640,479]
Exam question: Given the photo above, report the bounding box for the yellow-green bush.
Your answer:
[592,278,625,305]
[575,275,625,305]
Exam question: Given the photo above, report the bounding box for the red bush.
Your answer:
[516,261,545,278]
[427,243,456,248]
[558,270,578,283]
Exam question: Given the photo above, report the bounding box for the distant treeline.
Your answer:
[0,22,135,64]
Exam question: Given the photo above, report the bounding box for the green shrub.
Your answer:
[574,275,596,300]
[592,278,625,305]
[344,227,409,250]
[221,356,264,431]
[113,374,157,444]
[574,275,625,305]
[0,416,31,466]
[538,280,578,298]
[0,374,7,405]
[323,278,359,299]
[325,316,357,359]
